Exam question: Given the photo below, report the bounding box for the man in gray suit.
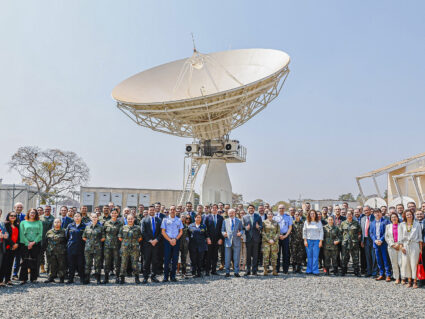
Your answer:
[221,209,244,277]
[242,204,262,276]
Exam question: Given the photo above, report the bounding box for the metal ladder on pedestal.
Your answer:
[178,158,201,206]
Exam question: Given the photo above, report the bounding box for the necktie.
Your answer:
[62,217,65,228]
[251,215,254,225]
[152,217,156,234]
[365,217,369,237]
[231,219,234,231]
[214,215,216,227]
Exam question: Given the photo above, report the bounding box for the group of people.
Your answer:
[0,200,424,289]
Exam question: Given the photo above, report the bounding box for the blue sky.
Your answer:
[1,1,424,204]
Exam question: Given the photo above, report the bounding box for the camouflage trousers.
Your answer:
[324,248,338,269]
[179,242,189,273]
[84,251,103,275]
[120,248,140,276]
[262,243,278,267]
[342,245,360,269]
[46,252,67,279]
[290,240,305,265]
[104,247,120,274]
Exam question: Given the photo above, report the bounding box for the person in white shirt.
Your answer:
[302,210,323,275]
[385,212,402,284]
[399,210,423,288]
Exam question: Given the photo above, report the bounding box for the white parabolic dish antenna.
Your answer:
[113,48,290,205]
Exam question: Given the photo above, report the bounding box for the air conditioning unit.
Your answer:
[185,144,199,153]
[224,140,240,152]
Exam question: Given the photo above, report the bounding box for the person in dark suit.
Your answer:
[185,202,197,222]
[205,204,224,275]
[369,208,391,281]
[59,206,73,229]
[0,220,9,287]
[361,206,378,277]
[12,202,25,279]
[154,202,165,273]
[188,214,209,277]
[154,202,166,221]
[141,205,162,284]
[242,204,262,275]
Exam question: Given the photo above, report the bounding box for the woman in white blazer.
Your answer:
[385,212,401,283]
[399,210,423,288]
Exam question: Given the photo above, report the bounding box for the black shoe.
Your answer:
[234,273,241,278]
[171,277,177,282]
[365,274,372,278]
[142,278,148,284]
[163,279,169,283]
[205,272,210,277]
[119,276,125,285]
[44,277,55,283]
[95,274,101,284]
[313,273,319,276]
[244,272,251,276]
[83,277,90,285]
[102,274,109,284]
[115,276,120,284]
[225,273,230,278]
[59,277,65,283]
[253,271,258,276]
[211,271,219,275]
[151,277,159,283]
[135,275,140,284]
[67,278,74,284]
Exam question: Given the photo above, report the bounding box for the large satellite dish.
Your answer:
[389,196,416,208]
[113,48,290,205]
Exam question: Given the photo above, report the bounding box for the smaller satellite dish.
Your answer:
[364,197,387,209]
[389,196,416,208]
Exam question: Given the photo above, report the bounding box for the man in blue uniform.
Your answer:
[161,205,183,282]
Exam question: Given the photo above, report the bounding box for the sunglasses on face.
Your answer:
[10,215,17,217]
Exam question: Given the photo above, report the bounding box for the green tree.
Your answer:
[272,200,290,211]
[250,198,265,209]
[232,193,243,206]
[338,193,355,202]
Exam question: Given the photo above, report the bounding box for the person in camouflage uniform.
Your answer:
[290,211,305,273]
[323,216,342,276]
[118,214,142,284]
[80,206,91,225]
[340,210,362,277]
[82,213,105,284]
[44,218,67,283]
[40,205,55,274]
[262,211,279,276]
[179,214,191,278]
[99,206,112,225]
[103,209,122,284]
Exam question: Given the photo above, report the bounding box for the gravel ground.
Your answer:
[0,271,424,319]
